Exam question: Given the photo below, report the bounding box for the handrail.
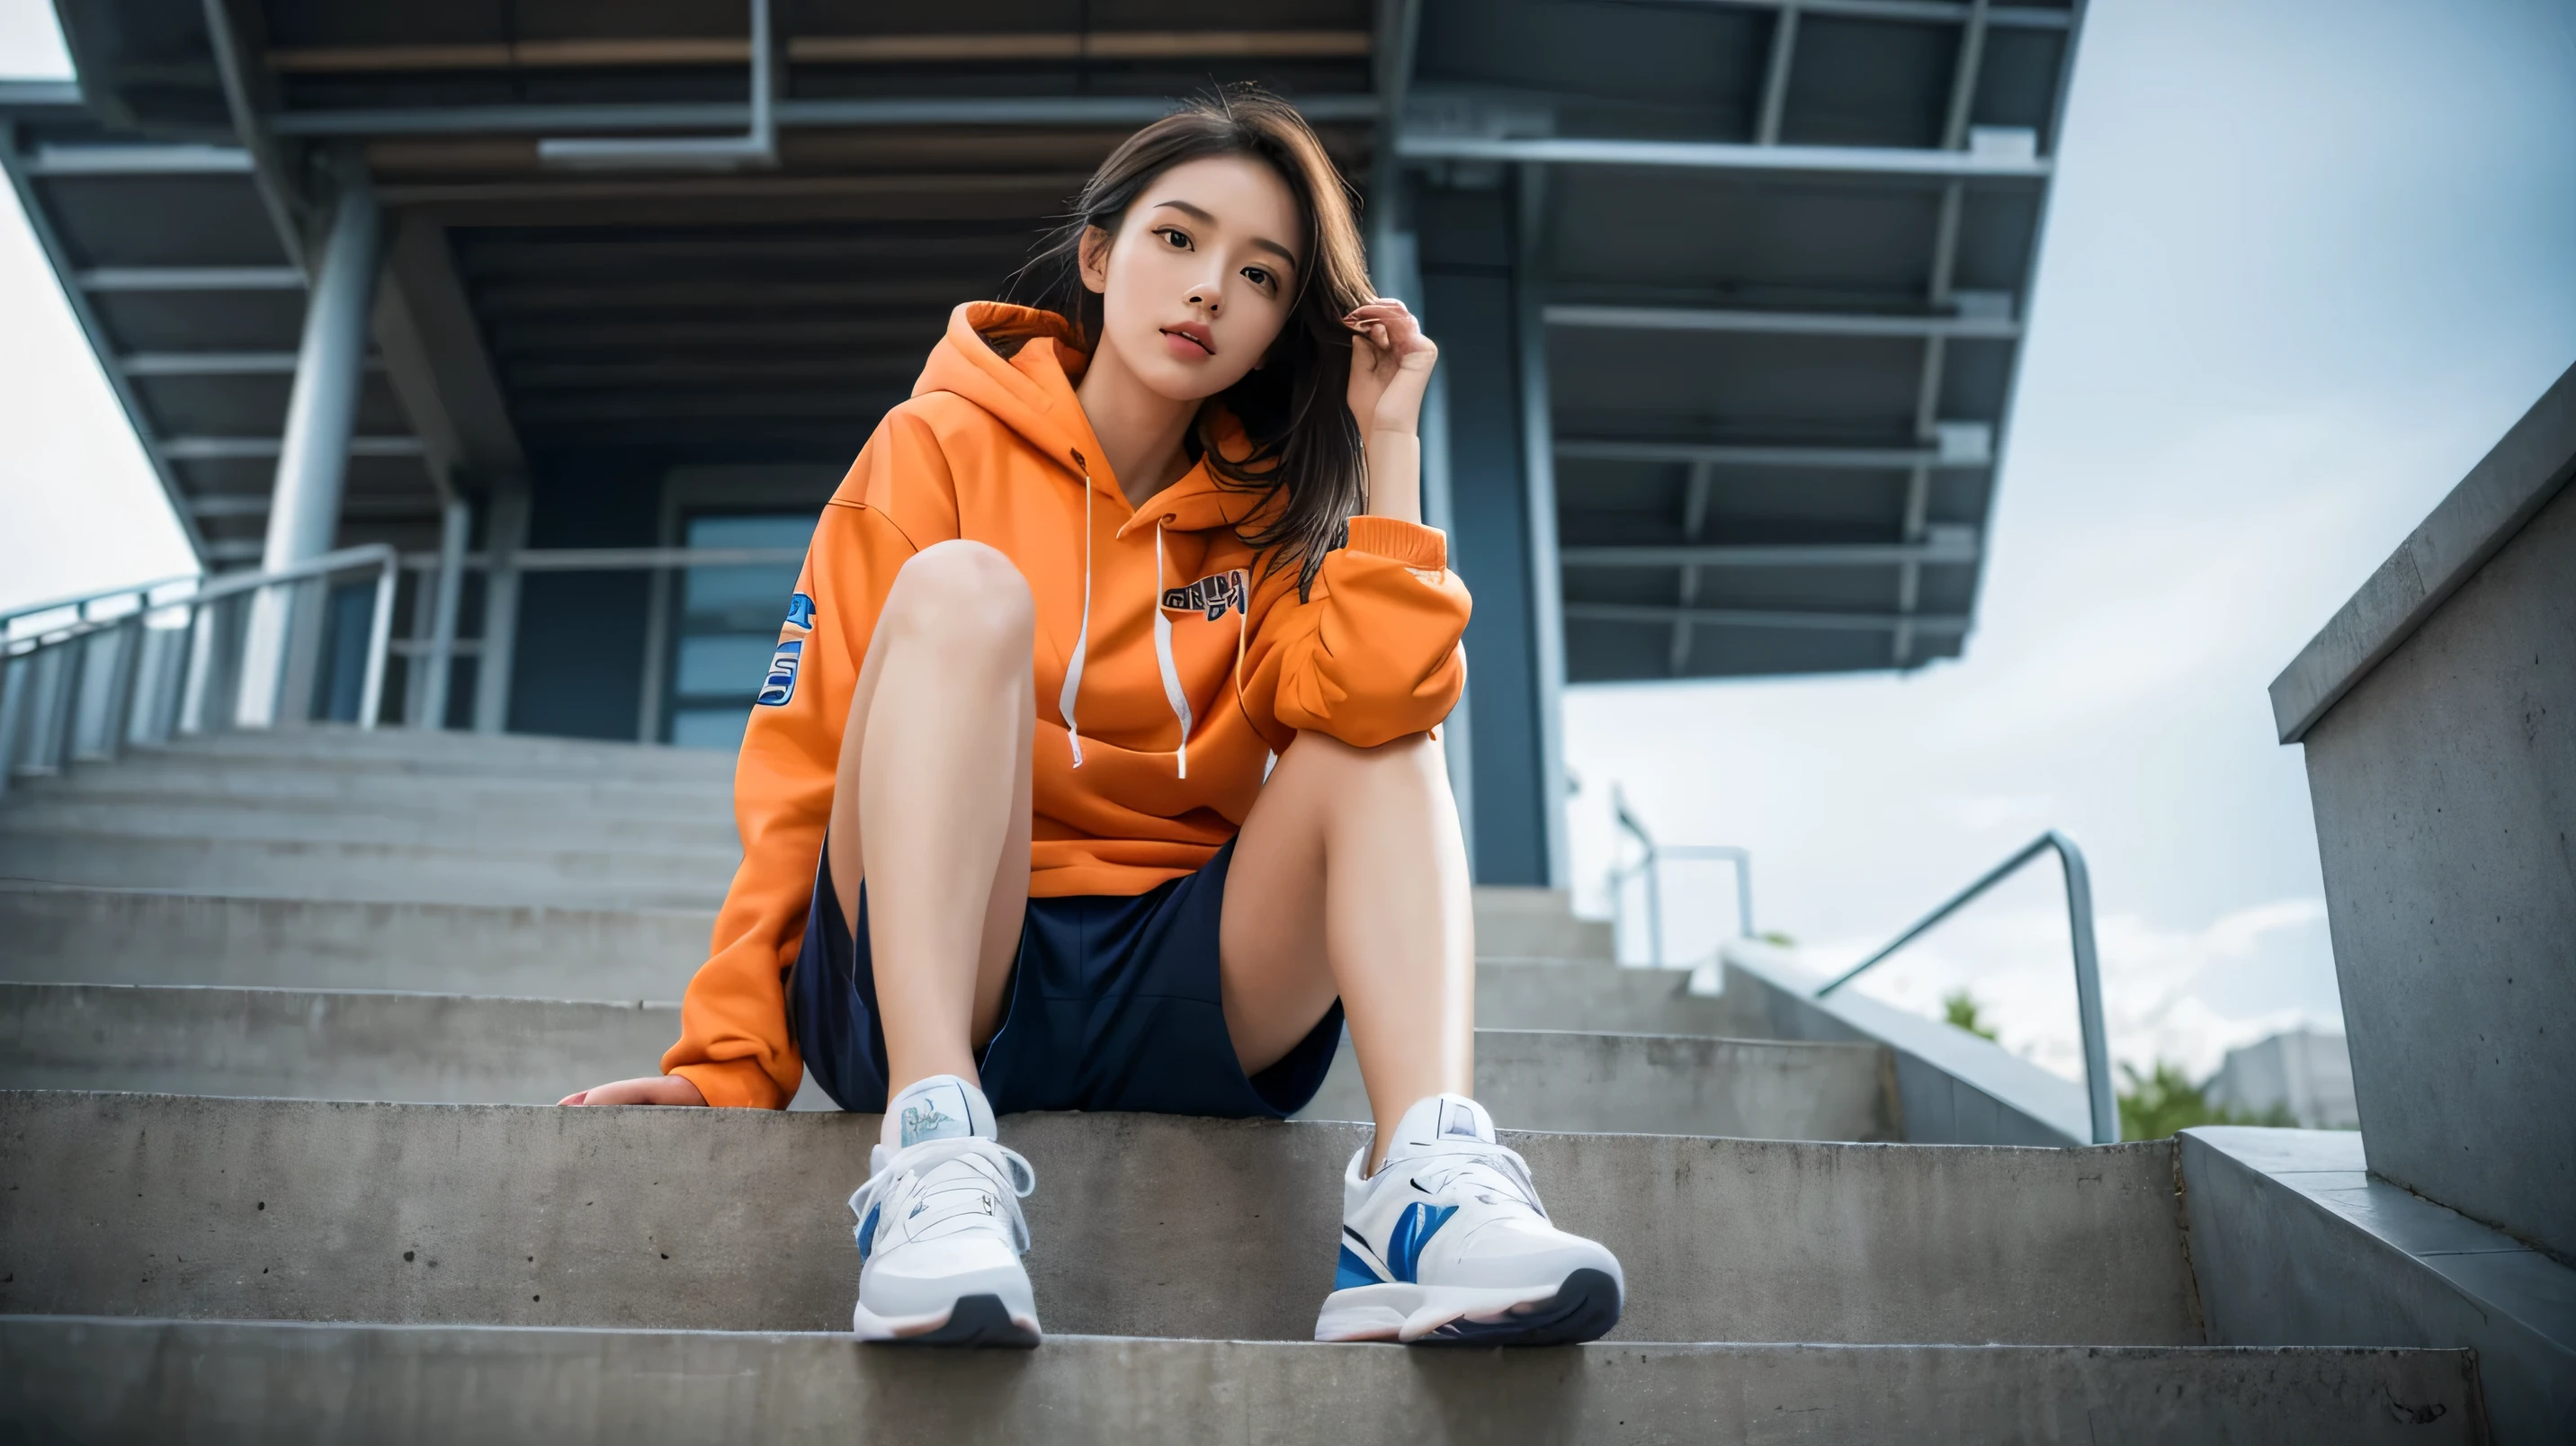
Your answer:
[0,571,201,635]
[1816,830,2116,1145]
[0,545,400,796]
[1608,785,1754,968]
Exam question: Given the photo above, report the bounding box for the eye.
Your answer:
[1243,267,1275,291]
[1156,228,1192,250]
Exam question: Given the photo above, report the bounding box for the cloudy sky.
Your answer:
[4,2,2573,1082]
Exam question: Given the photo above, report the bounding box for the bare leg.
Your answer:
[1221,732,1475,1172]
[827,540,1034,1096]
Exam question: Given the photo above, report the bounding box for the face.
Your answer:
[1079,154,1304,402]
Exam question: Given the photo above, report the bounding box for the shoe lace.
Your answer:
[848,1137,1038,1255]
[1397,1138,1547,1220]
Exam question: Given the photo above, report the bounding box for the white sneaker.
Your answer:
[846,1076,1040,1346]
[1314,1093,1623,1345]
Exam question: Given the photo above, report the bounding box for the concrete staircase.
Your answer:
[0,727,2487,1441]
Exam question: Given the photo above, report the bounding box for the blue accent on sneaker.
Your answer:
[1336,1244,1383,1290]
[855,1203,881,1263]
[1387,1203,1456,1284]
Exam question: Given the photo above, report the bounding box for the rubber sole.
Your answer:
[1412,1269,1623,1348]
[867,1294,1042,1349]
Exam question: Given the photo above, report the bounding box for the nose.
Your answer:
[1185,283,1221,317]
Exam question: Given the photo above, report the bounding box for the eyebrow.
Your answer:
[1147,198,1300,269]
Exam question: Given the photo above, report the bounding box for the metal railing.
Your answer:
[1816,831,2116,1145]
[1608,785,1754,968]
[0,545,398,797]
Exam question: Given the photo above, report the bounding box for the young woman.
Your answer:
[561,89,1623,1350]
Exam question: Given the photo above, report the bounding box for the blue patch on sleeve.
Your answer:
[756,638,802,707]
[784,592,815,629]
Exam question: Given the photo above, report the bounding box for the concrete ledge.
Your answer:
[0,1317,2484,1445]
[2270,359,2576,743]
[0,1092,2202,1345]
[2180,1126,2575,1443]
[1717,942,2090,1147]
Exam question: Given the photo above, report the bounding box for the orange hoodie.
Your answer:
[664,302,1471,1109]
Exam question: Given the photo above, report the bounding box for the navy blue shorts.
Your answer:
[788,837,1344,1118]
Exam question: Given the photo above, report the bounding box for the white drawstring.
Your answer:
[1059,455,1094,768]
[1061,453,1248,782]
[1150,520,1194,780]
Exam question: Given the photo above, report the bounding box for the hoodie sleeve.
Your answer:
[1241,515,1471,750]
[660,423,946,1110]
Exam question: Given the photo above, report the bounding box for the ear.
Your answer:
[1077,225,1113,297]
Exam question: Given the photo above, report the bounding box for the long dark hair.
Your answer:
[1011,85,1374,596]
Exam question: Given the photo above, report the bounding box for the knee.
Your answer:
[883,540,1034,657]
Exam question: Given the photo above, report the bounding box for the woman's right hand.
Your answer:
[559,1075,708,1107]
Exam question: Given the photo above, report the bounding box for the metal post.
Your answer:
[2057,841,2118,1146]
[416,495,470,729]
[474,484,529,735]
[1512,162,1572,889]
[235,158,382,728]
[359,557,397,729]
[0,655,29,797]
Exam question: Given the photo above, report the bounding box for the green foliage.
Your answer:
[1758,930,1796,948]
[2116,1059,2296,1140]
[1942,989,2000,1042]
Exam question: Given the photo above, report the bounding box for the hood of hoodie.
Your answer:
[914,302,1275,540]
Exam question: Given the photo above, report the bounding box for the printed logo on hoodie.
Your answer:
[1161,568,1249,621]
[783,592,815,630]
[756,638,802,707]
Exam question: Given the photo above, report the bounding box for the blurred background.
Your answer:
[3,0,2572,1133]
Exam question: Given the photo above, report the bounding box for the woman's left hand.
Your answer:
[1345,299,1438,438]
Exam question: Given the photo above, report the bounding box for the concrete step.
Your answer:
[0,1092,2201,1345]
[0,829,736,908]
[0,1317,2483,1444]
[1465,885,1612,960]
[0,792,743,852]
[148,725,738,780]
[1294,1027,1897,1140]
[0,886,1659,1025]
[0,882,715,999]
[0,983,1896,1140]
[10,754,737,812]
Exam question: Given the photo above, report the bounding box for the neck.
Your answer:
[1075,337,1198,510]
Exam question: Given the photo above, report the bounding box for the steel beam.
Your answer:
[163,436,424,460]
[1397,134,2048,178]
[372,217,526,499]
[0,81,81,112]
[22,144,252,176]
[1555,440,1962,469]
[271,93,1382,139]
[120,352,302,376]
[1563,537,1979,568]
[1667,0,2071,23]
[1669,460,1715,674]
[1754,3,1801,146]
[73,267,303,291]
[1546,304,2019,339]
[1897,0,1993,667]
[1567,602,1972,634]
